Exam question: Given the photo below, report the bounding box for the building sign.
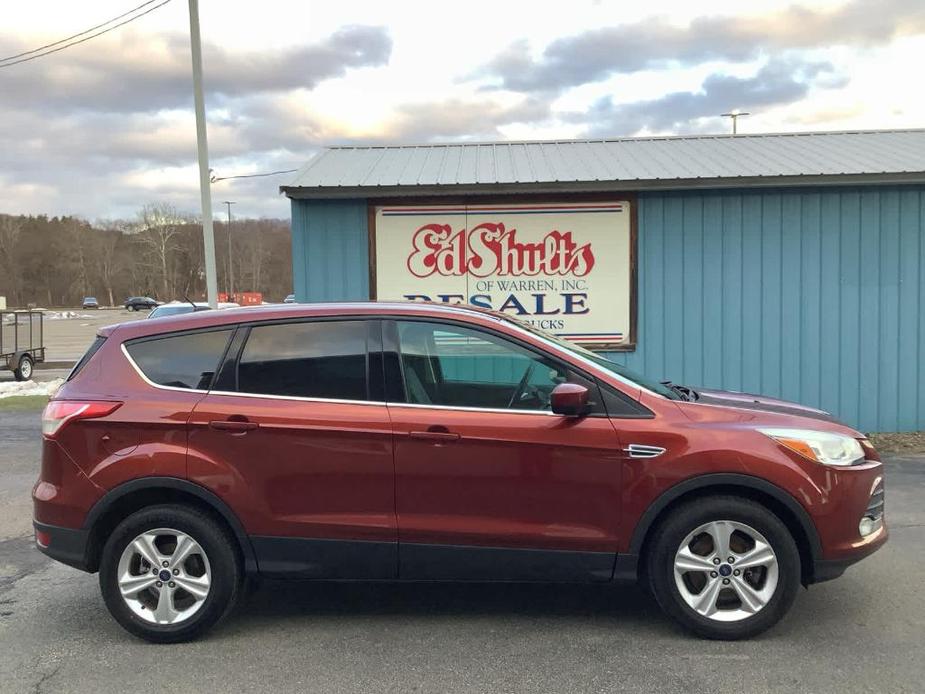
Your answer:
[374,201,633,348]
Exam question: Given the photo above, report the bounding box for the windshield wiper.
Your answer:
[661,381,695,401]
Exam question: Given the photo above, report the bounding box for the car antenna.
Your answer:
[183,294,197,310]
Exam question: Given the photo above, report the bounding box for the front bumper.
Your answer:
[33,521,92,572]
[812,521,888,582]
[809,466,888,583]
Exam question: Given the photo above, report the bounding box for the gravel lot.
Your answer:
[1,406,923,694]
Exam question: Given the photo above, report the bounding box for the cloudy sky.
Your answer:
[1,0,923,220]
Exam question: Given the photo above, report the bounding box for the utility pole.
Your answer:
[721,109,750,135]
[223,201,235,300]
[188,0,218,308]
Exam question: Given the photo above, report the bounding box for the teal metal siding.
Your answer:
[290,187,925,432]
[291,199,368,302]
[606,187,925,433]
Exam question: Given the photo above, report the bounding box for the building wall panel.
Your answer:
[607,187,925,433]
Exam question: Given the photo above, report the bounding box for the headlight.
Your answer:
[758,428,865,466]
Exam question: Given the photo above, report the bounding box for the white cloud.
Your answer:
[0,0,922,219]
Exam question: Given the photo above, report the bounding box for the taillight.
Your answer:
[41,400,122,438]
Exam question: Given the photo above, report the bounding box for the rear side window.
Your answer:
[67,336,106,381]
[126,329,232,390]
[237,320,368,400]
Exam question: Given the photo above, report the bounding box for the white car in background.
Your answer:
[147,301,239,319]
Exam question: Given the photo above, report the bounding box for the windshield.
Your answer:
[500,315,681,400]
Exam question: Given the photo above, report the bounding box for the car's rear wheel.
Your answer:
[127,304,136,311]
[647,496,800,640]
[99,505,241,643]
[13,354,33,381]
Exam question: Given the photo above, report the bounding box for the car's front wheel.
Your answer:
[99,505,241,643]
[647,496,800,640]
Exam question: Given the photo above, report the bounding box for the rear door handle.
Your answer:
[209,419,258,433]
[408,429,460,443]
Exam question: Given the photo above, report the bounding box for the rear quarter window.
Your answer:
[125,328,233,390]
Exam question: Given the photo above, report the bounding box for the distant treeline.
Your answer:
[0,203,293,308]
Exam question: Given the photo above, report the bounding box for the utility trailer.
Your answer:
[1,310,45,380]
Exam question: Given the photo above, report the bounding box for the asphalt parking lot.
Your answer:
[39,308,147,363]
[1,407,923,694]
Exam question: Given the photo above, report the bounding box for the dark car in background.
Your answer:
[81,297,99,309]
[124,297,158,311]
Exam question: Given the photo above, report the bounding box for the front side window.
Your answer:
[237,320,368,400]
[126,329,232,390]
[503,316,680,400]
[395,320,591,411]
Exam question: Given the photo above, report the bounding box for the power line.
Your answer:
[0,0,172,69]
[0,0,164,64]
[210,168,299,183]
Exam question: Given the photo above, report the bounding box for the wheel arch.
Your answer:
[631,473,822,585]
[82,477,257,574]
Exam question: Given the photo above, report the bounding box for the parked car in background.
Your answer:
[81,297,99,309]
[34,302,887,643]
[283,294,296,303]
[124,297,158,312]
[147,301,238,319]
[148,303,210,319]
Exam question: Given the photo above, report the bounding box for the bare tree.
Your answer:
[92,223,127,307]
[0,215,23,305]
[136,203,185,300]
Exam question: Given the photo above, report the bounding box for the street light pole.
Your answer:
[223,201,235,300]
[188,0,218,308]
[721,109,750,135]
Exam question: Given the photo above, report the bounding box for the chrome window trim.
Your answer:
[207,389,385,407]
[206,389,560,416]
[120,309,661,409]
[386,401,562,417]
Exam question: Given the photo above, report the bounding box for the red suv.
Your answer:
[33,302,886,642]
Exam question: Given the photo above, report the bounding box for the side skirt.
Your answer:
[250,537,632,583]
[251,536,398,579]
[400,543,616,582]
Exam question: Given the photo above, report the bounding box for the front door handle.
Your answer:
[408,426,460,443]
[209,418,258,433]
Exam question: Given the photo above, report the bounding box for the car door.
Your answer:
[385,319,624,582]
[187,318,397,578]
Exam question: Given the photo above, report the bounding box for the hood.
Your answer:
[692,387,836,423]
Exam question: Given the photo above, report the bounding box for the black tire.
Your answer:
[127,304,136,311]
[99,504,241,643]
[13,354,33,381]
[646,495,800,640]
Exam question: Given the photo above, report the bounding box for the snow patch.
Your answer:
[45,311,95,320]
[0,378,64,399]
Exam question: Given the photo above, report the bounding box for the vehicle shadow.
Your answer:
[235,578,667,625]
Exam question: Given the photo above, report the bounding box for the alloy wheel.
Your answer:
[673,519,778,622]
[116,528,212,625]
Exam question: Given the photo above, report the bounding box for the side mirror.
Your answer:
[550,383,589,417]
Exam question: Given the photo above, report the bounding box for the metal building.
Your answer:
[282,129,925,432]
